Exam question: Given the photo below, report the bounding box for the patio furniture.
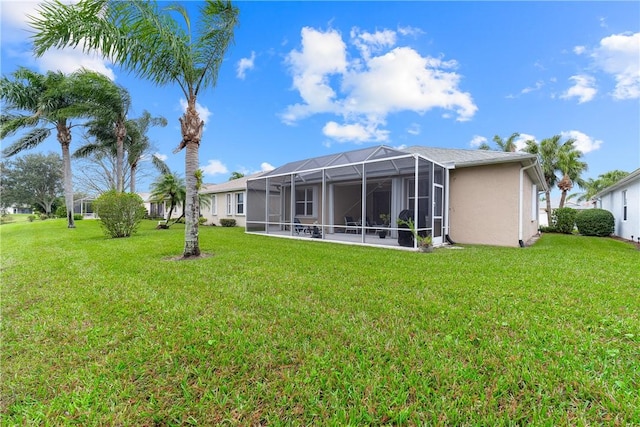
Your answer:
[294,218,310,235]
[344,216,359,234]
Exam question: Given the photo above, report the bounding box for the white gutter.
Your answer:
[519,161,537,247]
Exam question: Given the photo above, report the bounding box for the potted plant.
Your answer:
[398,217,433,252]
[378,213,390,238]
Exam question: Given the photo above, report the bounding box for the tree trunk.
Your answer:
[180,96,204,258]
[130,162,137,193]
[557,174,572,209]
[57,121,75,228]
[115,120,126,193]
[545,189,552,227]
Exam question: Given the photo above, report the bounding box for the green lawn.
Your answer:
[1,219,638,425]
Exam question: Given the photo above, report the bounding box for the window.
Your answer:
[622,190,628,221]
[295,188,314,216]
[236,192,244,215]
[226,194,233,215]
[211,195,217,215]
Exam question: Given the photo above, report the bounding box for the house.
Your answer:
[245,145,547,249]
[200,172,266,227]
[592,167,640,241]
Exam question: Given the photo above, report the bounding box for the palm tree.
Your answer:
[126,111,168,193]
[31,0,239,258]
[1,67,102,228]
[556,143,587,208]
[229,171,245,180]
[493,132,520,152]
[575,170,629,203]
[150,172,186,227]
[523,135,580,225]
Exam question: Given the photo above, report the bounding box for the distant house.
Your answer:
[2,204,33,215]
[593,168,640,241]
[246,145,547,248]
[200,172,266,227]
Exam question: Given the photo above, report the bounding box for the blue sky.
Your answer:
[1,1,639,197]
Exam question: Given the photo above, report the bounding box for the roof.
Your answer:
[402,146,537,168]
[593,167,640,199]
[200,171,267,194]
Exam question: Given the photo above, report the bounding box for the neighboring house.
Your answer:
[74,197,96,218]
[246,145,547,248]
[200,172,266,227]
[2,204,33,214]
[592,167,640,241]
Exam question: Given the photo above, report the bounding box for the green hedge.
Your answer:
[552,207,577,234]
[220,218,236,227]
[93,191,147,238]
[575,209,615,236]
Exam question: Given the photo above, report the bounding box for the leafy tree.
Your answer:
[0,67,104,228]
[523,135,581,226]
[0,152,63,215]
[229,171,245,181]
[126,111,169,193]
[477,132,520,151]
[575,170,629,202]
[150,172,186,228]
[31,0,239,257]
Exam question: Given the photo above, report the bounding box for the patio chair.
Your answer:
[344,216,359,234]
[294,218,310,235]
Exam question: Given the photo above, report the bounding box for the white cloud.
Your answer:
[560,130,603,154]
[283,26,477,143]
[407,123,421,136]
[260,162,275,172]
[38,47,116,80]
[521,80,544,94]
[201,159,228,176]
[573,46,586,55]
[179,99,212,125]
[561,75,597,103]
[592,32,640,100]
[154,152,168,162]
[397,25,424,38]
[469,135,487,148]
[322,121,389,143]
[236,51,256,80]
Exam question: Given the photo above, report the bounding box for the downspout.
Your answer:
[413,155,419,249]
[519,162,537,247]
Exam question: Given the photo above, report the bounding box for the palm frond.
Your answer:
[2,128,51,157]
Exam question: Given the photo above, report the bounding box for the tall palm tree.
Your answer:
[523,135,578,225]
[127,111,169,193]
[31,0,239,258]
[556,143,587,208]
[1,67,102,228]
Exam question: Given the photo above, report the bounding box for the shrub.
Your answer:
[27,215,36,222]
[199,216,207,225]
[220,218,236,227]
[552,207,577,234]
[40,214,48,221]
[93,191,147,238]
[538,225,556,233]
[55,205,66,218]
[73,214,83,221]
[576,209,615,237]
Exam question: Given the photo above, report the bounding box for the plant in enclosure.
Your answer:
[93,190,147,238]
[31,0,239,257]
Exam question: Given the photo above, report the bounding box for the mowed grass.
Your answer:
[1,219,638,425]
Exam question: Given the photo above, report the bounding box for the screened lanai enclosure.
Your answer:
[246,146,450,249]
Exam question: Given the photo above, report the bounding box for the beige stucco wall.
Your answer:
[448,163,539,247]
[201,192,248,227]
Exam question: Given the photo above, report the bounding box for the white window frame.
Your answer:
[211,195,217,215]
[235,192,245,216]
[226,194,233,216]
[295,187,315,217]
[622,190,627,221]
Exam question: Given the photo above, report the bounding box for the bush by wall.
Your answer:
[73,214,83,220]
[575,209,615,237]
[55,205,66,218]
[220,218,236,227]
[93,191,147,238]
[552,207,578,234]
